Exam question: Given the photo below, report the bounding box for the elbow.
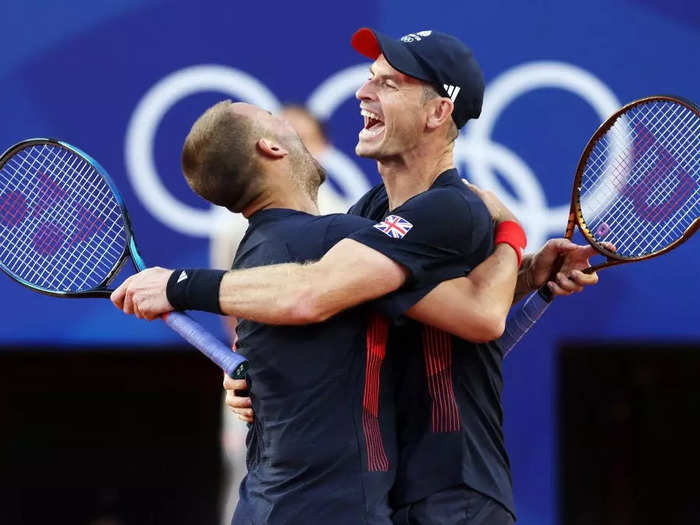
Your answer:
[482,315,507,342]
[285,287,333,325]
[465,311,507,343]
[278,264,340,325]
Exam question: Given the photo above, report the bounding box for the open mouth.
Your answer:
[360,109,385,138]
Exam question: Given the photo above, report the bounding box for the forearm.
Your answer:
[468,243,519,320]
[513,253,537,304]
[218,262,321,324]
[406,244,518,341]
[218,239,407,324]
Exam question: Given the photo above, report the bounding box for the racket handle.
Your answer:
[499,287,553,356]
[162,311,248,379]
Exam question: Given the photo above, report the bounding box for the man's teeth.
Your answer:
[361,109,382,122]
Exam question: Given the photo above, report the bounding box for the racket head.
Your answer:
[0,138,139,297]
[570,95,700,268]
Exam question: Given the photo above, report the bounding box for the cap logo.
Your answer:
[400,30,433,43]
[443,84,461,103]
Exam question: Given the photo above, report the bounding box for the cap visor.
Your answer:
[351,27,381,59]
[351,27,434,85]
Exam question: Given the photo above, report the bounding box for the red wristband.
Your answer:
[495,221,527,267]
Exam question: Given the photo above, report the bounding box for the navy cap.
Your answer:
[351,27,484,129]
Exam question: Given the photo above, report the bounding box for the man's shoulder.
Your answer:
[349,182,388,218]
[410,176,490,219]
[317,213,375,248]
[315,212,373,229]
[397,184,472,217]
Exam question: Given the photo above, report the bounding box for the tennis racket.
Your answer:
[0,138,248,379]
[502,95,700,351]
[545,95,700,292]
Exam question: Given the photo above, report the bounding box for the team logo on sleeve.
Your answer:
[373,215,413,239]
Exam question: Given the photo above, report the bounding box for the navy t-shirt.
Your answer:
[348,169,516,518]
[232,209,399,525]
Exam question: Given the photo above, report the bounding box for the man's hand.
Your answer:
[110,267,175,320]
[224,374,254,423]
[523,238,607,297]
[463,180,518,224]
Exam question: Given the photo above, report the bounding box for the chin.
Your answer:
[355,141,379,159]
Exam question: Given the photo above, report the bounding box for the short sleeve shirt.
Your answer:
[232,209,397,525]
[349,170,516,518]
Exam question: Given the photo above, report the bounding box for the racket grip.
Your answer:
[162,311,248,379]
[499,288,553,356]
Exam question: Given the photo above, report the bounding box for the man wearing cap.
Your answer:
[113,27,597,525]
[346,27,520,524]
[316,28,592,524]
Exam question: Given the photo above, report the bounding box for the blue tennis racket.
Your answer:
[0,138,248,379]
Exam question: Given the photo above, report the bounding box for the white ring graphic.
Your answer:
[125,61,623,249]
[461,61,622,248]
[125,65,280,236]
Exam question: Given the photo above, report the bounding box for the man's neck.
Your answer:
[377,143,455,210]
[243,185,319,218]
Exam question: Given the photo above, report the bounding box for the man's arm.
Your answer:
[111,218,595,346]
[111,187,522,333]
[398,184,598,341]
[403,182,520,342]
[111,233,519,334]
[514,239,600,304]
[110,239,409,324]
[111,236,519,339]
[402,237,601,342]
[111,185,522,335]
[405,243,517,342]
[217,238,408,323]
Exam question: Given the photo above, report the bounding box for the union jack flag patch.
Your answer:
[373,215,413,239]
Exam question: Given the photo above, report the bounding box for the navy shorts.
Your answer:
[391,485,515,525]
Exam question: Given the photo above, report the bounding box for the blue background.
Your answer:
[1,1,698,523]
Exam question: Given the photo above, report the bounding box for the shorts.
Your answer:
[391,485,515,525]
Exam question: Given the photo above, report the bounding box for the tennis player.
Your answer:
[224,29,594,524]
[219,29,596,525]
[112,29,598,525]
[112,99,534,524]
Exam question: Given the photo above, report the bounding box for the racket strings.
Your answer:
[605,107,699,252]
[0,143,126,292]
[578,99,699,258]
[584,103,695,215]
[4,149,97,286]
[24,153,125,291]
[610,107,700,251]
[35,148,126,290]
[583,103,695,219]
[0,146,81,281]
[41,152,124,290]
[592,147,697,254]
[1,148,87,288]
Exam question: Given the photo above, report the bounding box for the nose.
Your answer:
[355,78,374,101]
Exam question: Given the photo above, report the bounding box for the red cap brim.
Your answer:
[351,27,381,60]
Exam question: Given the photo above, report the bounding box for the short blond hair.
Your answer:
[181,100,262,212]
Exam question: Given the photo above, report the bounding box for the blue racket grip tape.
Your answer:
[499,289,552,356]
[162,311,248,379]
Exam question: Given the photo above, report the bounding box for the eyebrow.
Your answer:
[368,65,400,83]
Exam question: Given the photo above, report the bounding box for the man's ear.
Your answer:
[425,98,454,131]
[257,138,289,159]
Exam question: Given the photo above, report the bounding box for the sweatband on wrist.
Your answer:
[495,221,527,267]
[166,269,226,314]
